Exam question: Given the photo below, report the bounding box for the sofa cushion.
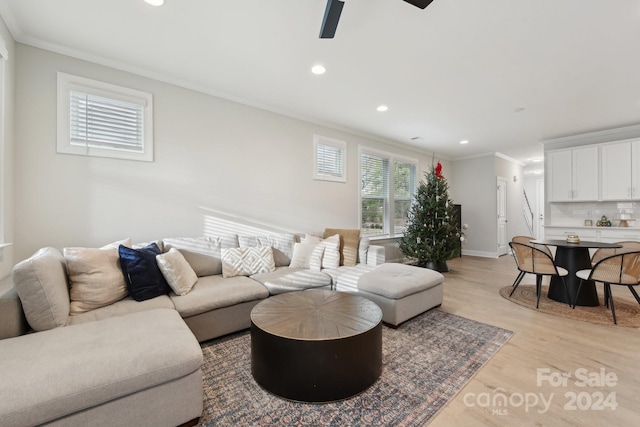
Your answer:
[156,248,198,296]
[221,246,276,278]
[118,243,171,301]
[12,247,70,332]
[163,235,238,277]
[64,239,131,315]
[324,228,360,266]
[250,267,332,295]
[66,295,175,326]
[238,234,295,267]
[0,309,202,427]
[357,263,444,299]
[170,275,269,318]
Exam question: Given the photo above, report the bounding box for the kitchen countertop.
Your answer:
[543,224,640,230]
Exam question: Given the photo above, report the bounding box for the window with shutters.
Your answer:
[313,135,346,182]
[57,72,153,161]
[360,147,417,238]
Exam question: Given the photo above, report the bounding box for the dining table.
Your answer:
[530,239,622,306]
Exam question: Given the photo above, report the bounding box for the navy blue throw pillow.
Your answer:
[118,243,171,302]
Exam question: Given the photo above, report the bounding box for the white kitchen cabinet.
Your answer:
[548,146,599,202]
[600,139,640,200]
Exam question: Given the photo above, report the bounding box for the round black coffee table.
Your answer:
[250,289,383,403]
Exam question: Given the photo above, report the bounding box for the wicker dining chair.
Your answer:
[509,241,571,308]
[590,241,640,265]
[574,250,640,324]
[509,236,553,294]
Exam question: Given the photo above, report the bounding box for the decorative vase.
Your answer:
[425,261,449,273]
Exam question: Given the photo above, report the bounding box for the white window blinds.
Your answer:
[70,90,144,152]
[57,72,153,162]
[360,148,418,238]
[313,135,346,182]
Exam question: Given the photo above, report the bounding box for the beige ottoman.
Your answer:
[356,263,444,327]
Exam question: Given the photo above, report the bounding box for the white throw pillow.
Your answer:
[221,246,276,278]
[290,242,325,272]
[64,238,131,315]
[156,248,198,296]
[303,234,340,269]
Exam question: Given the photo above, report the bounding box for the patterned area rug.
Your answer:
[197,310,512,426]
[500,285,640,327]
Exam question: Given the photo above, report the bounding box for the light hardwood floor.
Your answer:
[428,255,639,427]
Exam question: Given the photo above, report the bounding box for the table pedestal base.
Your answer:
[549,246,599,307]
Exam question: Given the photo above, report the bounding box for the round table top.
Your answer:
[530,239,622,249]
[250,289,382,341]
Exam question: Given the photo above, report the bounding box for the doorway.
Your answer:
[535,178,545,239]
[497,177,508,256]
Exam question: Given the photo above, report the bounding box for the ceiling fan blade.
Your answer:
[403,0,435,9]
[320,0,345,39]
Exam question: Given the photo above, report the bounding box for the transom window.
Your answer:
[360,148,417,238]
[57,72,154,162]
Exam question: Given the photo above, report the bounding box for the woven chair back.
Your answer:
[511,236,552,257]
[591,241,640,265]
[590,250,640,285]
[509,242,558,275]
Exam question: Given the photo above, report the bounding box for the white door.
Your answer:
[497,177,508,256]
[536,178,545,239]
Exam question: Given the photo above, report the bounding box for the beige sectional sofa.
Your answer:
[0,230,443,426]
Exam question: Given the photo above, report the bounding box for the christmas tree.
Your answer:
[399,162,461,271]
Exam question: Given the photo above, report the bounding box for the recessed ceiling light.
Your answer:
[531,158,543,163]
[311,65,326,75]
[460,140,469,145]
[376,105,389,112]
[144,0,165,6]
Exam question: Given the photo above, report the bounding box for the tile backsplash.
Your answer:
[549,202,639,227]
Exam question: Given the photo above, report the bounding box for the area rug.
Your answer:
[197,310,512,426]
[499,285,640,327]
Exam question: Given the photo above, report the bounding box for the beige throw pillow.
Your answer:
[324,228,361,266]
[64,238,131,315]
[156,248,198,296]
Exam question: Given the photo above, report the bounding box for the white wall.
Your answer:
[0,17,15,279]
[13,44,437,261]
[450,154,526,257]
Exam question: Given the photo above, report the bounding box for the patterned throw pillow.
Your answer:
[238,234,295,267]
[221,246,276,278]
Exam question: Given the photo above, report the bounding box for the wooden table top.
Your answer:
[250,290,382,341]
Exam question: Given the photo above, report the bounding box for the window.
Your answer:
[57,72,153,161]
[313,135,346,182]
[360,148,417,238]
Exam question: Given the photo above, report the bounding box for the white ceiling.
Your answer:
[1,0,640,164]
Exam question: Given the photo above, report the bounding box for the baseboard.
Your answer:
[461,249,499,258]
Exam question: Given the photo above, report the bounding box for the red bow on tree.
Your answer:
[435,162,444,179]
